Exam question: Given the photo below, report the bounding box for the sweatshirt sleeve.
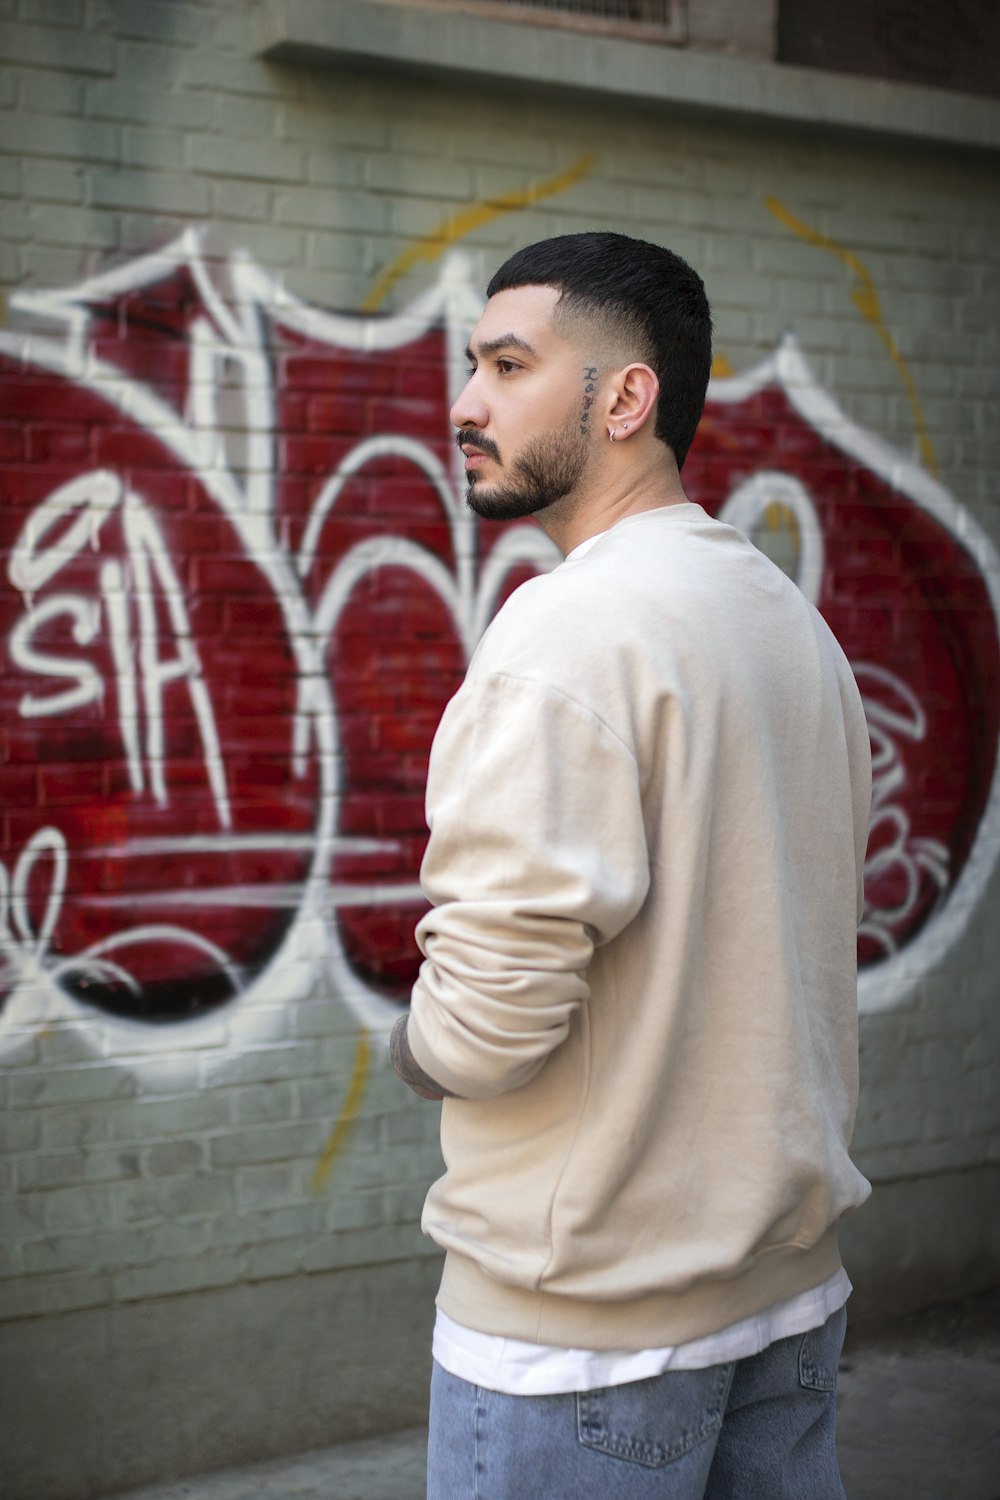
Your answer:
[406,670,650,1101]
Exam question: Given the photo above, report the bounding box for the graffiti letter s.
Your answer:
[9,595,103,717]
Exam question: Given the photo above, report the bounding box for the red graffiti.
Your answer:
[1,237,997,1033]
[687,370,1000,977]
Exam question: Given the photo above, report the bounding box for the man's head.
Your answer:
[486,232,712,469]
[452,232,712,527]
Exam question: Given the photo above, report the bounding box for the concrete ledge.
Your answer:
[0,1254,443,1500]
[255,0,1000,154]
[5,1165,997,1498]
[841,1163,1000,1323]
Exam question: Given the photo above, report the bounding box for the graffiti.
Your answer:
[362,152,596,313]
[0,229,558,1059]
[694,344,1000,1010]
[765,196,939,478]
[10,471,229,815]
[310,1024,373,1193]
[1,231,998,1067]
[855,663,950,959]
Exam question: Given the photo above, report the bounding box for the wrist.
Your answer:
[390,1013,453,1101]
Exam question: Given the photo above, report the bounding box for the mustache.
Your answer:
[455,429,501,463]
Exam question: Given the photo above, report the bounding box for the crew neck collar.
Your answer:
[565,502,702,562]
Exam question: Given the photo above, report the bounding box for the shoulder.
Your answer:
[472,505,739,672]
[470,549,632,691]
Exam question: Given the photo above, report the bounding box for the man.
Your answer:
[390,232,872,1498]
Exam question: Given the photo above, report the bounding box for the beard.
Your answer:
[464,417,589,522]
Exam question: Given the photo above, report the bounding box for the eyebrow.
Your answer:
[465,333,539,362]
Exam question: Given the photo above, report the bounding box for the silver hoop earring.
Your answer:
[609,428,617,443]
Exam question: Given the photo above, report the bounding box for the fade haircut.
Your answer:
[487,231,712,469]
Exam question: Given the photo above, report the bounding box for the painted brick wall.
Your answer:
[687,0,777,56]
[1,2,998,1495]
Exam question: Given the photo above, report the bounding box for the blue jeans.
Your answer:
[427,1305,847,1498]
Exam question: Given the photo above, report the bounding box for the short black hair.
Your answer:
[487,231,712,468]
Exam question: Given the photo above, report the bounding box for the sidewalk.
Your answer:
[106,1288,1000,1500]
[837,1286,1000,1500]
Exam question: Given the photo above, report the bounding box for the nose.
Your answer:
[450,370,489,432]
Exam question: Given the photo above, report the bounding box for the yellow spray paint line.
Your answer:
[362,152,597,312]
[765,500,799,540]
[765,196,938,477]
[310,1027,373,1192]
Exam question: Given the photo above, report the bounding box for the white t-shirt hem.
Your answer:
[432,1268,851,1396]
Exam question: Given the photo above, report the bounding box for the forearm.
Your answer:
[389,1012,457,1101]
[401,671,647,1100]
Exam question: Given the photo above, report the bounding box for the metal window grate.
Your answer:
[414,0,687,45]
[496,0,678,20]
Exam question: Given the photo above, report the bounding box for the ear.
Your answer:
[605,363,659,440]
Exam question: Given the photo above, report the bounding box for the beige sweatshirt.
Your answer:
[408,502,872,1352]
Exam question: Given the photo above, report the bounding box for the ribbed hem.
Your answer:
[436,1227,843,1353]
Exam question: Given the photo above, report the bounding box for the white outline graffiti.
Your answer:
[0,825,241,1008]
[9,472,231,818]
[710,343,1000,1014]
[717,471,824,606]
[715,481,954,961]
[1,233,998,1068]
[0,230,560,1058]
[854,663,950,956]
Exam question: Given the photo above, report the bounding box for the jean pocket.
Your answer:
[577,1363,731,1469]
[798,1305,847,1393]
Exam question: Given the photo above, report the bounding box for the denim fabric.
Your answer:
[426,1305,847,1499]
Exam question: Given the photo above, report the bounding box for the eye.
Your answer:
[497,359,519,375]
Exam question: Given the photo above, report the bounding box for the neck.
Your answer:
[538,445,690,556]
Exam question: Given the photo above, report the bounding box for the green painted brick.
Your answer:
[235,1159,315,1213]
[216,92,279,139]
[242,1240,306,1280]
[86,78,213,128]
[145,1139,206,1176]
[91,165,210,213]
[113,1173,236,1224]
[10,1065,136,1110]
[113,1251,246,1303]
[281,101,389,150]
[210,1122,329,1169]
[188,132,304,184]
[105,0,205,47]
[0,1272,114,1321]
[22,1219,211,1276]
[17,1147,141,1191]
[233,1082,297,1128]
[13,65,85,113]
[0,156,22,196]
[209,1202,327,1249]
[28,201,119,248]
[23,0,84,26]
[213,177,273,220]
[43,1184,120,1234]
[3,108,119,161]
[122,126,186,172]
[19,157,81,201]
[181,44,281,97]
[0,20,112,73]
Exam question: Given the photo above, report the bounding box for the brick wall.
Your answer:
[688,0,776,56]
[1,2,998,1495]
